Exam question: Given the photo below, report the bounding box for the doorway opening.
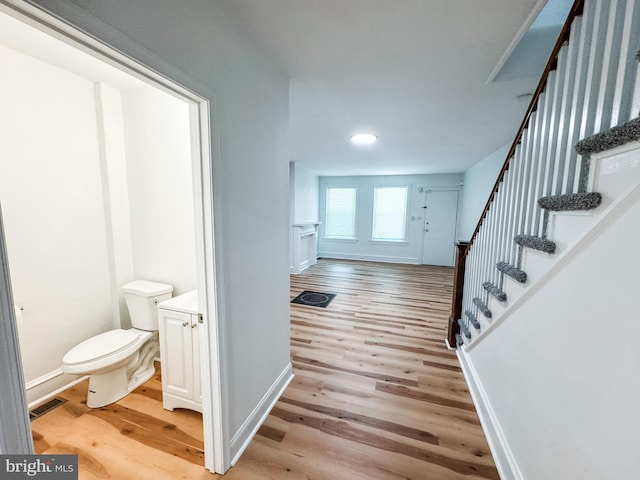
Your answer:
[0,1,224,473]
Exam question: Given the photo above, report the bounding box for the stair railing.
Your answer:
[449,0,640,347]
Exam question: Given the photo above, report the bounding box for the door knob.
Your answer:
[182,321,189,327]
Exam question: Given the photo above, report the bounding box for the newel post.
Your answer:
[447,241,469,348]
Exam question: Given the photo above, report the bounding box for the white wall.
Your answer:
[292,162,319,224]
[0,43,197,403]
[458,144,508,240]
[121,86,196,300]
[94,82,134,329]
[30,0,292,455]
[465,190,640,479]
[318,174,462,264]
[0,45,113,390]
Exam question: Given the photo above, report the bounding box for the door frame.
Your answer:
[0,0,228,472]
[0,206,32,454]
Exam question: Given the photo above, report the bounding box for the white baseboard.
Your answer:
[290,258,317,275]
[25,368,64,392]
[317,252,420,265]
[26,370,88,409]
[230,363,294,465]
[456,347,523,480]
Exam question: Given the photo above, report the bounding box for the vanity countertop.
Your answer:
[158,289,198,314]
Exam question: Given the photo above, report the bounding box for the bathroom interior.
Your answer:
[0,10,201,426]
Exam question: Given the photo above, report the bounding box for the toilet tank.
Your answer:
[122,280,173,331]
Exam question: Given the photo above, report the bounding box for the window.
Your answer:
[325,187,357,239]
[372,186,408,242]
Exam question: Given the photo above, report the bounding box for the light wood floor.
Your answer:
[32,259,498,479]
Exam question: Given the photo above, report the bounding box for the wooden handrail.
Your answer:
[465,0,585,255]
[447,241,469,347]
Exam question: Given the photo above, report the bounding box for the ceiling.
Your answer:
[0,1,572,178]
[220,0,572,176]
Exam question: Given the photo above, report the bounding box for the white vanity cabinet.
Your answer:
[157,290,201,413]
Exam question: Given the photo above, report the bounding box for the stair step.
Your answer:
[496,261,527,283]
[483,281,507,301]
[455,333,464,347]
[514,234,556,253]
[575,116,640,157]
[471,298,492,318]
[457,318,471,339]
[465,310,481,329]
[538,192,602,211]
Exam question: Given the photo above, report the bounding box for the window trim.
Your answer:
[323,185,359,240]
[368,239,409,246]
[370,184,410,243]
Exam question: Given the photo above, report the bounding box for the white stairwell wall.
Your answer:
[459,142,640,479]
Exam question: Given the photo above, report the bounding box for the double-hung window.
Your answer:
[324,187,357,239]
[371,186,408,242]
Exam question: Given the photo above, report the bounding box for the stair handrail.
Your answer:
[465,0,585,255]
[447,0,584,345]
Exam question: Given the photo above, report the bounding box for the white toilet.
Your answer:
[62,280,173,408]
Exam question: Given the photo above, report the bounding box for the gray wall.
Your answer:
[458,144,508,240]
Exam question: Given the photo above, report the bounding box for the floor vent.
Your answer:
[29,397,67,421]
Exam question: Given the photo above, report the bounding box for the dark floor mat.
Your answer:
[291,290,336,308]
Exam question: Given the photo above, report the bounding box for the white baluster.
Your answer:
[563,11,591,194]
[610,0,640,125]
[540,66,562,210]
[578,0,607,141]
[531,87,553,234]
[544,47,569,200]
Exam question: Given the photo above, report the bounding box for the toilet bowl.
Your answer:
[62,328,153,375]
[61,280,172,408]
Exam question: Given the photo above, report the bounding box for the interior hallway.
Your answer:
[31,259,497,479]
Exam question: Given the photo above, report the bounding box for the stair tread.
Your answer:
[514,234,556,254]
[471,298,492,318]
[575,116,640,157]
[483,281,507,301]
[457,318,471,339]
[538,192,601,211]
[465,310,481,330]
[496,261,527,283]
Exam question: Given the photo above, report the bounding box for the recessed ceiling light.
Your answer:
[350,133,377,145]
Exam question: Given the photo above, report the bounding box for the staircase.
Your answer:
[447,1,640,478]
[449,0,640,349]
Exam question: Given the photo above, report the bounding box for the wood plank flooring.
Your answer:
[32,259,498,479]
[32,367,212,480]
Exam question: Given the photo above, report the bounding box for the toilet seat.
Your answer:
[62,328,152,374]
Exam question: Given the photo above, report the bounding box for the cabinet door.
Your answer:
[191,314,202,404]
[159,309,193,399]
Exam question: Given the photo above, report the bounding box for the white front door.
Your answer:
[421,190,459,266]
